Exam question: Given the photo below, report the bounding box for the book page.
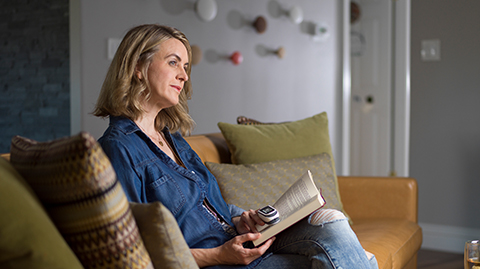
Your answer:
[273,170,319,221]
[257,195,321,233]
[253,170,325,236]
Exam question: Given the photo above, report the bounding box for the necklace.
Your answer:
[163,134,185,168]
[137,124,164,147]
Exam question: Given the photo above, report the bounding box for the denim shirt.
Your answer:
[98,117,264,269]
[98,116,242,244]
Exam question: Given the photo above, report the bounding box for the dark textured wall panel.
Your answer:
[0,0,70,152]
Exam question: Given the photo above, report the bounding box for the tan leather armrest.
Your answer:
[338,176,418,223]
[185,133,230,164]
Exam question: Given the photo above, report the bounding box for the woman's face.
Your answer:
[143,38,189,111]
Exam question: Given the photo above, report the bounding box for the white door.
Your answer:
[350,0,393,176]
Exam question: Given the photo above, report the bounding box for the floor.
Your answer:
[417,249,464,269]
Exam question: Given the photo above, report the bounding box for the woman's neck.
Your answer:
[134,110,182,166]
[135,112,167,148]
[135,114,158,134]
[135,100,161,132]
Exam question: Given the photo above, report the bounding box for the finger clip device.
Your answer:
[258,205,280,225]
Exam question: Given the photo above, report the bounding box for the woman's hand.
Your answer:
[191,233,274,267]
[232,209,265,234]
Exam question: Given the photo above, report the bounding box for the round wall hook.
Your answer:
[267,0,303,24]
[227,10,268,34]
[287,6,303,24]
[252,16,267,34]
[191,45,203,65]
[351,2,361,24]
[311,22,330,42]
[255,45,286,59]
[230,51,243,65]
[194,0,217,22]
[274,46,286,59]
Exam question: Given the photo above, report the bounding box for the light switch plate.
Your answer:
[421,39,441,61]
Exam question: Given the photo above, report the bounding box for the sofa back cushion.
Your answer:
[206,153,343,213]
[216,112,348,219]
[218,112,335,168]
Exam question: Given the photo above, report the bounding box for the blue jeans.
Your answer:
[255,215,378,269]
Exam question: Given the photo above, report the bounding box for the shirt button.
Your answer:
[192,171,195,174]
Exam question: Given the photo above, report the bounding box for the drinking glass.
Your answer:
[465,240,480,269]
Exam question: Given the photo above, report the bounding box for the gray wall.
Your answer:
[75,0,342,158]
[410,0,480,250]
[0,0,70,152]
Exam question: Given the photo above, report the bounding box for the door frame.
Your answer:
[340,0,411,177]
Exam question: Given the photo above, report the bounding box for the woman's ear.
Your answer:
[135,61,144,80]
[135,69,143,80]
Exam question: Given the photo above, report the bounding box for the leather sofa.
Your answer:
[185,133,423,269]
[0,131,422,269]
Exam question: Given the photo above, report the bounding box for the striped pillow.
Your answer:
[10,132,153,269]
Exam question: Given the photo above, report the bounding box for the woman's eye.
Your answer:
[169,60,177,66]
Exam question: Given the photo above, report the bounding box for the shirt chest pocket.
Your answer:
[146,173,186,215]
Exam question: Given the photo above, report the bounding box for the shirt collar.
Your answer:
[109,116,139,135]
[109,115,171,135]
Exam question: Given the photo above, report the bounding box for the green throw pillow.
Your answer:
[0,158,83,269]
[130,202,199,269]
[205,153,346,216]
[10,132,153,269]
[218,112,334,167]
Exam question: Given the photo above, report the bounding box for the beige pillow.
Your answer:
[205,153,346,217]
[130,202,199,269]
[0,158,83,269]
[10,132,153,269]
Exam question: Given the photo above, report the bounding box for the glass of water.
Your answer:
[465,240,480,269]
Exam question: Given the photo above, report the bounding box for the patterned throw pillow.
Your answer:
[236,116,276,125]
[205,153,344,214]
[130,202,199,269]
[10,132,153,269]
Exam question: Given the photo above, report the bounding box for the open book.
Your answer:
[252,170,326,246]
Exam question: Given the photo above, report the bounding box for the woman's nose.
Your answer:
[178,68,188,81]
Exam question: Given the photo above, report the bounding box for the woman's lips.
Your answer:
[171,85,182,92]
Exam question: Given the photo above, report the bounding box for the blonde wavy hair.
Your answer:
[93,24,195,135]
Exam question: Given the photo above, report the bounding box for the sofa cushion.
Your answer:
[206,153,344,215]
[0,158,83,269]
[218,112,335,167]
[217,112,347,217]
[10,132,153,269]
[351,219,423,269]
[130,202,199,269]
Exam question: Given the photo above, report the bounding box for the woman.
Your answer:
[94,24,378,269]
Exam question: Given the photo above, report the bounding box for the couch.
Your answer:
[185,132,423,269]
[0,130,422,269]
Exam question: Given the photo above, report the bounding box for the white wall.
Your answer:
[72,0,342,165]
